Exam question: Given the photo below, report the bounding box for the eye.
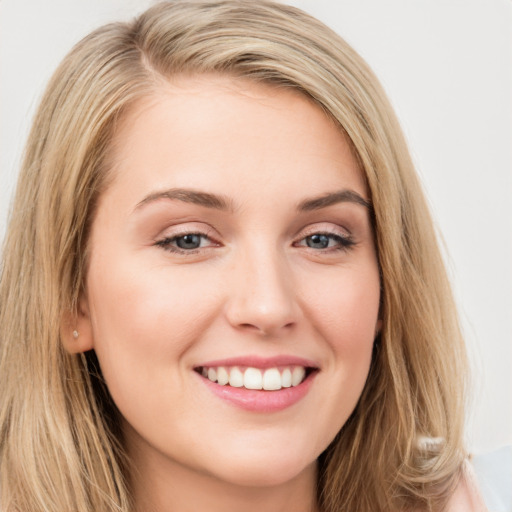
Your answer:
[305,234,336,249]
[295,232,355,251]
[174,234,205,250]
[156,232,217,253]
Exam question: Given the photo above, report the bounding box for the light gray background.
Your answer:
[1,0,511,454]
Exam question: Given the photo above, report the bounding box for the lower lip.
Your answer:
[197,372,317,413]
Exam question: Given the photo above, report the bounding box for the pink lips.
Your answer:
[194,355,318,413]
[197,355,317,369]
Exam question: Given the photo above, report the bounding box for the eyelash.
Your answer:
[293,231,355,252]
[155,229,355,255]
[155,232,218,254]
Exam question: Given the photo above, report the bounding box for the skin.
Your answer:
[63,75,488,511]
[69,75,381,511]
[446,463,488,512]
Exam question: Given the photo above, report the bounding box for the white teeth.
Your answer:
[281,368,292,388]
[244,367,263,389]
[229,367,244,388]
[200,365,310,390]
[291,366,306,386]
[262,368,282,390]
[207,367,217,383]
[217,366,229,385]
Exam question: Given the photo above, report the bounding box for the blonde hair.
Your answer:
[0,1,468,510]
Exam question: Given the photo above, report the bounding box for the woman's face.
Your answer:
[78,76,381,488]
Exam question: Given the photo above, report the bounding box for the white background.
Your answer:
[1,0,510,454]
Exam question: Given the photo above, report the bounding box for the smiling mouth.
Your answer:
[195,365,317,391]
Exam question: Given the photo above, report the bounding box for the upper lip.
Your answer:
[195,355,319,370]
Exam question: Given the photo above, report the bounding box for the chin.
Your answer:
[202,449,318,488]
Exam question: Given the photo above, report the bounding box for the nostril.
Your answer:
[238,321,295,336]
[238,323,272,335]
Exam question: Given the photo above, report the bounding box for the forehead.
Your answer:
[103,74,367,205]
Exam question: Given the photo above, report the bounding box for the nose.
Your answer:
[224,247,301,337]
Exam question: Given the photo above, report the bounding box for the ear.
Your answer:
[60,295,94,354]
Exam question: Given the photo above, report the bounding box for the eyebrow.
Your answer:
[134,187,371,214]
[135,188,233,212]
[297,190,372,212]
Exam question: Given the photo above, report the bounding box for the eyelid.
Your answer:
[156,222,219,240]
[295,223,352,240]
[154,223,222,254]
[292,223,356,252]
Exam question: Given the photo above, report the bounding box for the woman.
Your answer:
[0,1,486,511]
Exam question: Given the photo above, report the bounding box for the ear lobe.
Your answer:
[60,296,94,354]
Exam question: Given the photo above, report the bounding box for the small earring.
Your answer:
[72,330,79,339]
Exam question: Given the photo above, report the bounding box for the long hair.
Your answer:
[0,1,467,510]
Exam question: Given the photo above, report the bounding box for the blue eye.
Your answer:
[156,233,213,253]
[306,234,332,249]
[174,234,203,250]
[298,232,354,251]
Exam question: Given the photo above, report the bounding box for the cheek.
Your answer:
[85,253,223,393]
[306,266,380,354]
[301,265,380,420]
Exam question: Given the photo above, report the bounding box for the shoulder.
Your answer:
[445,461,488,512]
